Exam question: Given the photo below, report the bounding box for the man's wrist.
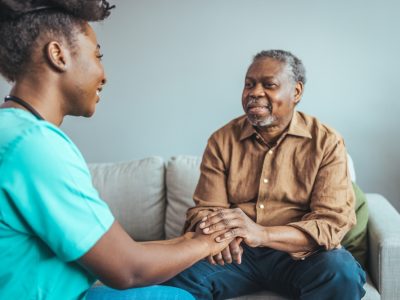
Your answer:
[258,225,271,247]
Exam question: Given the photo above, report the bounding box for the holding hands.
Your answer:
[206,237,243,266]
[197,208,267,265]
[189,223,234,258]
[200,208,266,247]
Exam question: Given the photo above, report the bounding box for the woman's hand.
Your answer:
[185,227,234,257]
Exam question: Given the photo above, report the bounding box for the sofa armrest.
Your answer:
[367,193,400,299]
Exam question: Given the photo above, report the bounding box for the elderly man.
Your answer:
[164,50,366,299]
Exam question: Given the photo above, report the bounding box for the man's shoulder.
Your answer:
[296,111,344,143]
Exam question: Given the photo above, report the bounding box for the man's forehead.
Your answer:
[246,58,286,78]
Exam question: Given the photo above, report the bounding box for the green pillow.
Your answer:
[342,182,368,269]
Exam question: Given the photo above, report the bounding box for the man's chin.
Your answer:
[247,115,276,127]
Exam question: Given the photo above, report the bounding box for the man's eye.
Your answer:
[263,83,275,88]
[244,82,253,88]
[97,54,104,60]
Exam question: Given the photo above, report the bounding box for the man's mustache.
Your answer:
[246,97,272,113]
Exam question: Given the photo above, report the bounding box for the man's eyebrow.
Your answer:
[97,44,101,49]
[245,75,275,80]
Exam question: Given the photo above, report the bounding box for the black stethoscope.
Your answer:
[4,95,45,120]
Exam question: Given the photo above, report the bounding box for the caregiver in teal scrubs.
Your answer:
[0,1,231,299]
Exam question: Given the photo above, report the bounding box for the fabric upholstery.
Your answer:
[165,156,201,239]
[89,157,166,241]
[367,193,400,299]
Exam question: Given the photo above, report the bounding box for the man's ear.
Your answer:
[293,81,304,104]
[45,41,69,72]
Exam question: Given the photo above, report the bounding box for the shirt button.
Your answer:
[268,150,273,155]
[263,178,269,183]
[259,204,265,209]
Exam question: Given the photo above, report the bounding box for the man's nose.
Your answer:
[249,83,265,97]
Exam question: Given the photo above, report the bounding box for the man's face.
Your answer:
[241,58,302,128]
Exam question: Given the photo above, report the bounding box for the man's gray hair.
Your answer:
[253,50,306,85]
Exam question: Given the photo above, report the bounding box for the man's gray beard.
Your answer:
[247,114,277,127]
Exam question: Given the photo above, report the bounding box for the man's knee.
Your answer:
[318,249,365,280]
[306,249,366,298]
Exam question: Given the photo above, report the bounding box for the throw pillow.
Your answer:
[342,182,369,269]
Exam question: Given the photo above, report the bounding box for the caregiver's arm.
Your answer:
[79,221,232,289]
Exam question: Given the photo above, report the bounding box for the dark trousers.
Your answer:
[163,246,366,300]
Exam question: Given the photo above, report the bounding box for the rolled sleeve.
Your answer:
[288,137,356,258]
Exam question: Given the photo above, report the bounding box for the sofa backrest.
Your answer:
[88,154,356,241]
[88,157,166,241]
[165,156,201,239]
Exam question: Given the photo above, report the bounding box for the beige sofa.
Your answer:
[89,155,400,300]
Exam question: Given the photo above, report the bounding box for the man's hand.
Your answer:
[207,237,243,265]
[195,215,243,265]
[199,208,265,247]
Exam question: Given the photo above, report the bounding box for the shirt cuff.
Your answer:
[287,220,342,255]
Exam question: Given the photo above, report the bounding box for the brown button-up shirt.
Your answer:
[185,111,356,258]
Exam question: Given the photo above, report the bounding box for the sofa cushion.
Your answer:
[89,157,166,241]
[165,156,201,239]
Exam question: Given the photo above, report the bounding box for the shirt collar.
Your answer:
[239,111,312,141]
[239,116,256,141]
[286,111,312,139]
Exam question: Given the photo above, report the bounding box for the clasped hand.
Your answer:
[198,208,265,265]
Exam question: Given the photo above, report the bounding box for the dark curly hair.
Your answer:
[0,0,115,82]
[253,50,306,85]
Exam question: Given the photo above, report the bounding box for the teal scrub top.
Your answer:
[0,109,114,299]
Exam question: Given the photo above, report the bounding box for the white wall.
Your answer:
[1,0,399,211]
